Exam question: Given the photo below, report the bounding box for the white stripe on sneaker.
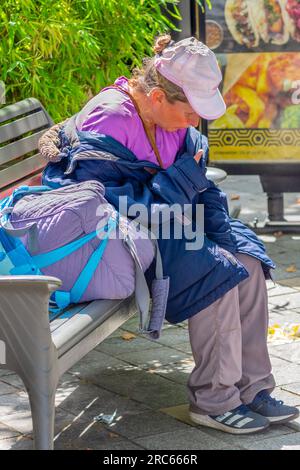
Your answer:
[189,411,269,434]
[225,414,244,425]
[215,412,232,423]
[234,417,254,428]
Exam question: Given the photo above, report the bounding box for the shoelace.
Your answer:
[257,391,283,407]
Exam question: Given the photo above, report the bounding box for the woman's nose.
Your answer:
[188,116,200,127]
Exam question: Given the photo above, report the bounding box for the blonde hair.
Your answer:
[128,34,188,105]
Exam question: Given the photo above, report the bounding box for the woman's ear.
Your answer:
[149,87,166,105]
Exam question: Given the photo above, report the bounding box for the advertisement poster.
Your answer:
[205,0,300,163]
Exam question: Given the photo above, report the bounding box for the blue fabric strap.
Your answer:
[69,218,117,304]
[2,186,52,217]
[51,217,117,309]
[1,186,118,311]
[11,221,112,274]
[53,291,71,310]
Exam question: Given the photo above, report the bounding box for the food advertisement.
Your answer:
[206,0,300,53]
[205,0,300,163]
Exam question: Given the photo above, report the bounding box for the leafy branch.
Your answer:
[0,0,181,121]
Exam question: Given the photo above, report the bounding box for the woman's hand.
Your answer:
[193,149,203,164]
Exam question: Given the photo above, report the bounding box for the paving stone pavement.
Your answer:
[0,176,300,450]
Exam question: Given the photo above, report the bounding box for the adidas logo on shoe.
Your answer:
[189,404,270,434]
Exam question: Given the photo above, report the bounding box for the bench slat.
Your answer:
[0,153,44,189]
[0,173,41,199]
[51,296,136,359]
[50,303,89,331]
[0,111,49,144]
[57,297,136,375]
[0,98,44,124]
[0,130,46,165]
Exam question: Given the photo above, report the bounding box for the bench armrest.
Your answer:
[206,167,227,186]
[0,275,62,292]
[0,275,61,374]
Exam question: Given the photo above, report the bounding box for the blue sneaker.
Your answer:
[189,404,270,434]
[248,390,299,424]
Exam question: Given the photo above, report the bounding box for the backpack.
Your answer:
[0,180,169,339]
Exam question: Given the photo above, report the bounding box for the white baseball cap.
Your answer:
[154,37,226,120]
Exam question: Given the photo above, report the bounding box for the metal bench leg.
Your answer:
[267,192,285,222]
[27,375,58,450]
[0,277,61,450]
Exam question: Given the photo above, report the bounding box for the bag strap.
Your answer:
[0,186,53,253]
[110,85,164,169]
[9,218,113,275]
[122,234,151,333]
[122,233,166,336]
[0,208,39,252]
[53,217,118,309]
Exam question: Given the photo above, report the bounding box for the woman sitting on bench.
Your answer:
[40,34,299,434]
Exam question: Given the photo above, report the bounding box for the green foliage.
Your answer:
[0,0,181,121]
[196,0,212,11]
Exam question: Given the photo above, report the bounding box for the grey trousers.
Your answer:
[187,252,276,416]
